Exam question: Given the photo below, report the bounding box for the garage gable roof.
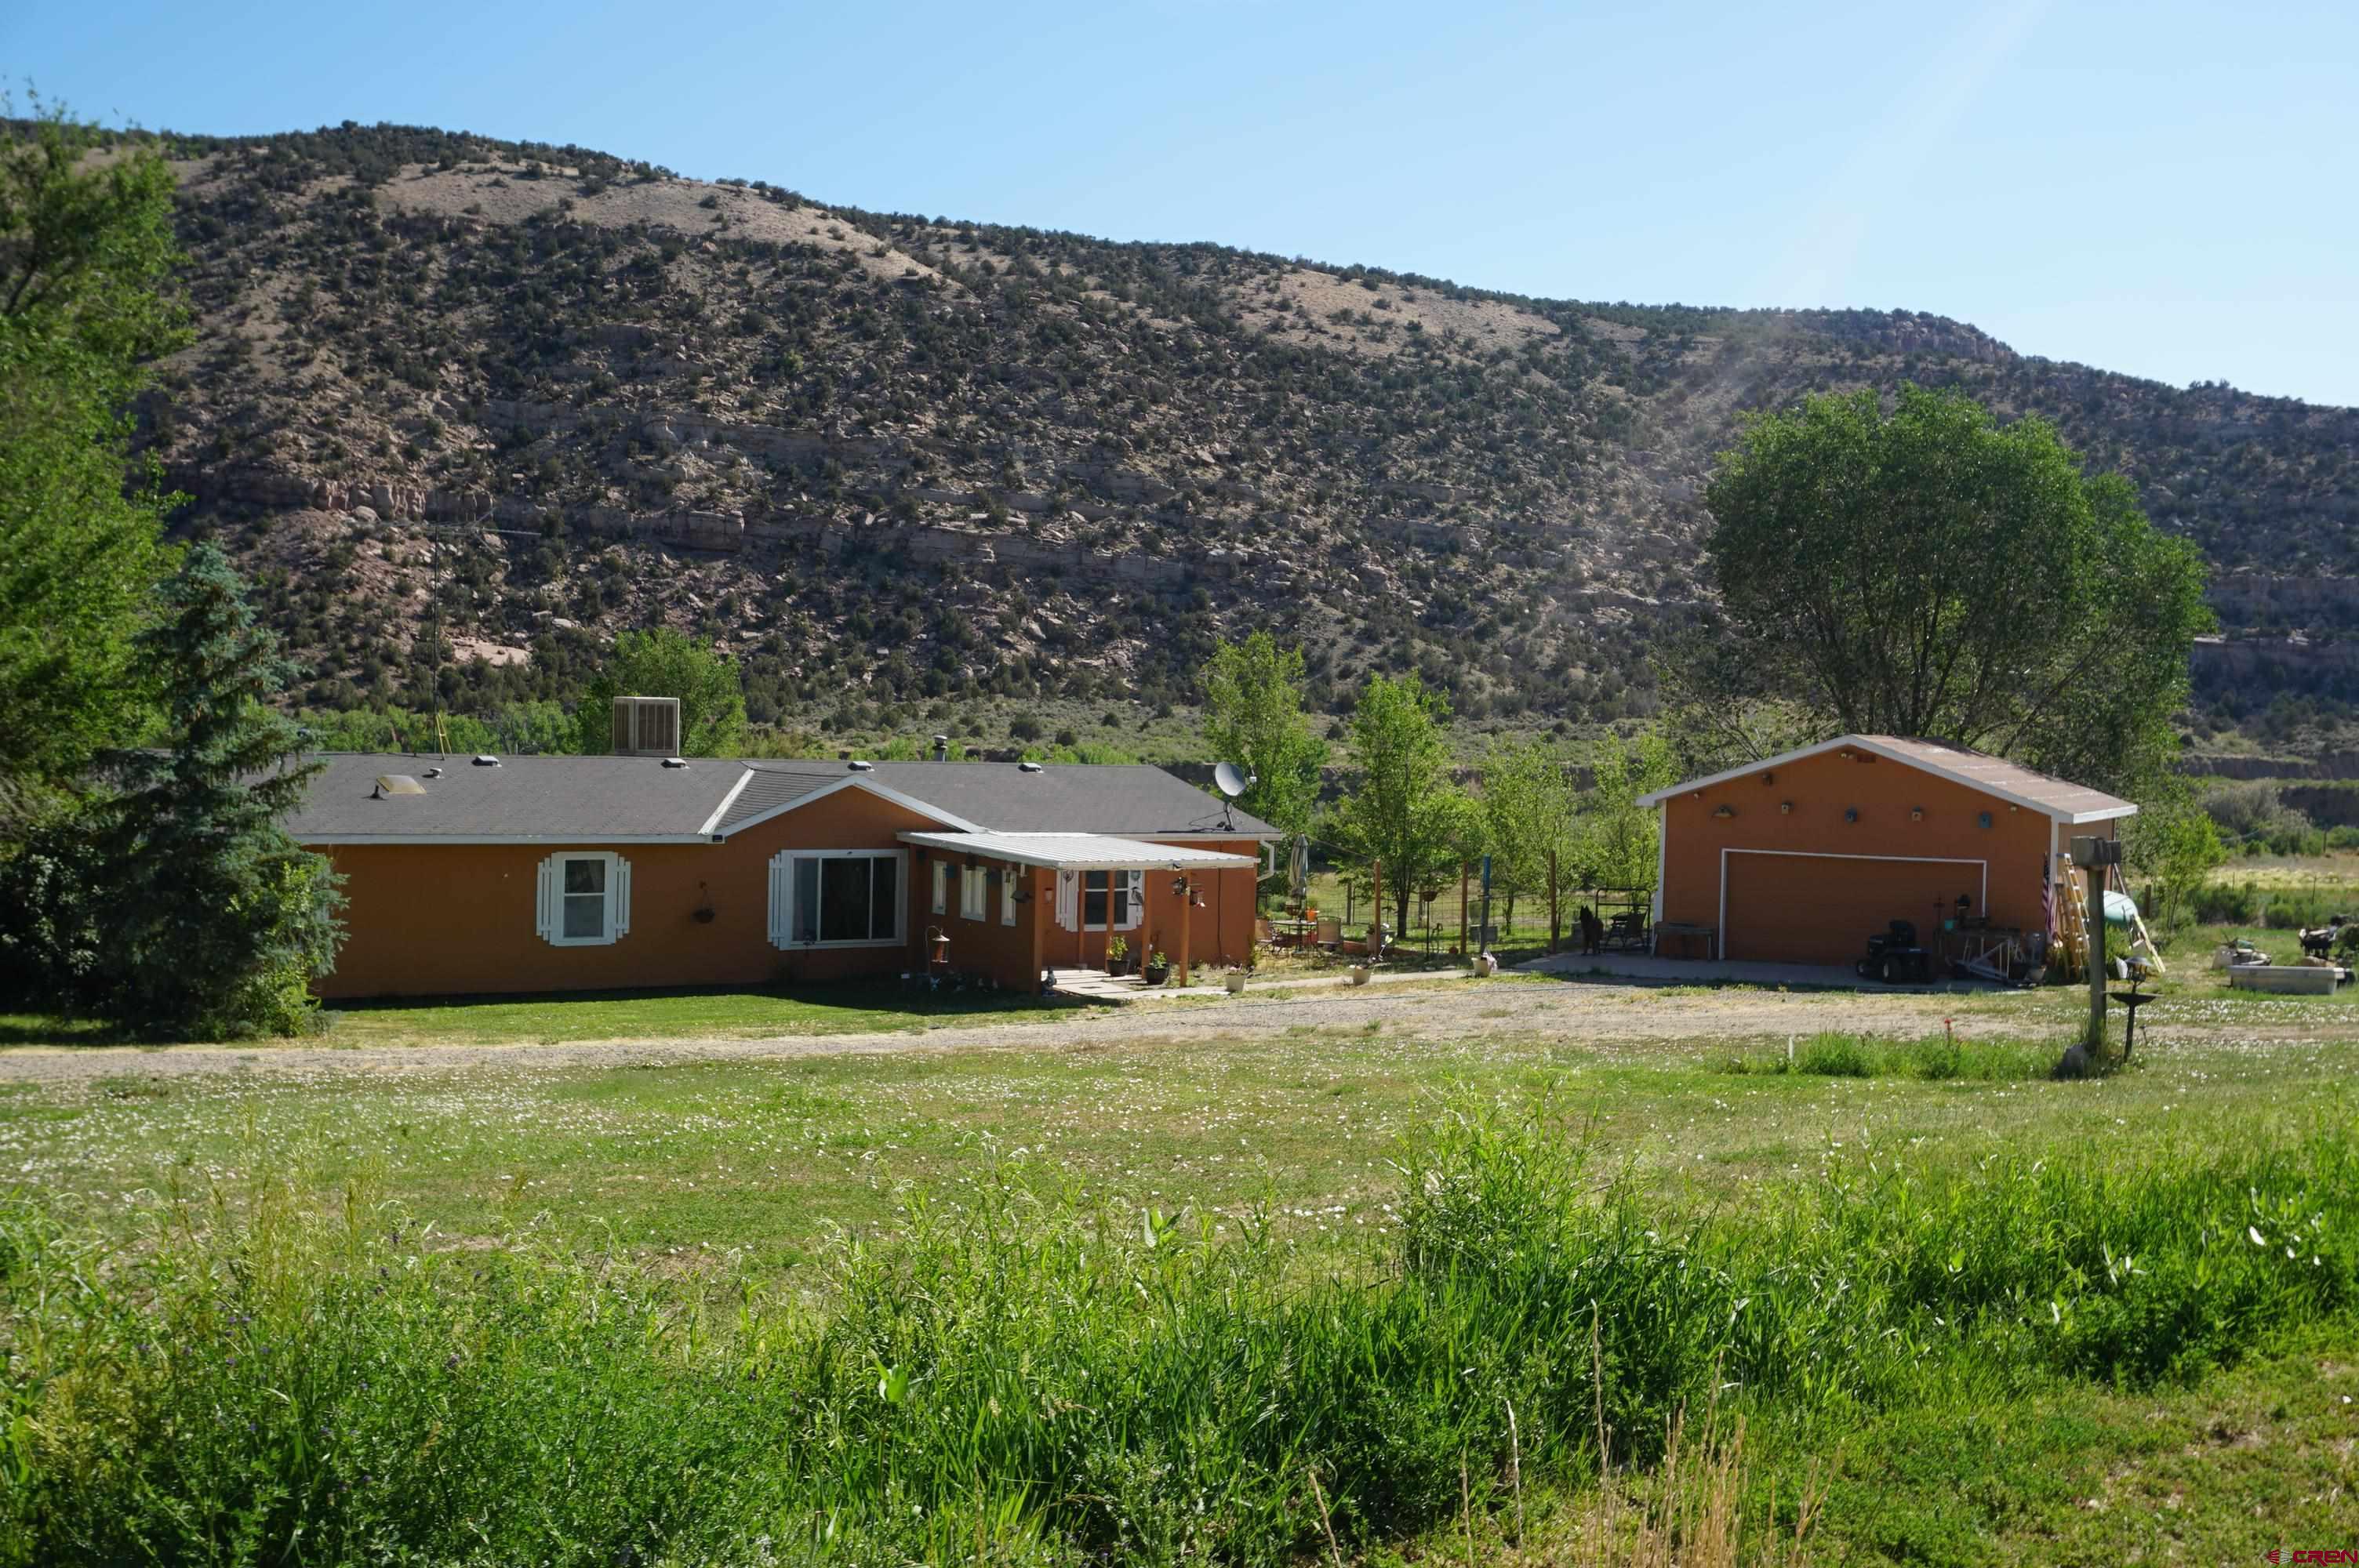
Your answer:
[1637,735,2138,824]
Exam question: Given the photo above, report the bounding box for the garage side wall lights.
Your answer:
[1844,807,1859,823]
[1712,804,1736,818]
[1978,811,1994,829]
[1910,806,1924,821]
[1779,800,1793,814]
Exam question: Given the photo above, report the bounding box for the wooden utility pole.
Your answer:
[2086,858,2107,1043]
[1548,849,1561,954]
[2072,836,2121,1049]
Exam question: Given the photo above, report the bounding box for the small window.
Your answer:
[1001,866,1019,926]
[931,859,948,916]
[1083,870,1110,930]
[536,852,631,947]
[562,858,606,939]
[960,865,987,920]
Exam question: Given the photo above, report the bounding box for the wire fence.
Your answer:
[1263,866,1652,959]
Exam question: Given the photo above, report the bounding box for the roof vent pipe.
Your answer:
[932,735,949,762]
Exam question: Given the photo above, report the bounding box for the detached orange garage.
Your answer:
[1641,735,2135,969]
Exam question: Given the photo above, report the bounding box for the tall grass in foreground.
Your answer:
[2,1107,2352,1566]
[1721,1030,2057,1080]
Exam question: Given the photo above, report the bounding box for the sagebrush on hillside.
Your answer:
[60,119,2357,744]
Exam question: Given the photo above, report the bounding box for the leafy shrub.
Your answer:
[0,798,109,1014]
[2189,879,2259,925]
[3,1109,2351,1562]
[2203,781,2318,855]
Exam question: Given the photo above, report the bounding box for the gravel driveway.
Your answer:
[0,979,2026,1087]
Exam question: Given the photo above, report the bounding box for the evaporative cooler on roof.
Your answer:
[611,696,682,757]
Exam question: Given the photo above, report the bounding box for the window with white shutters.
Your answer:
[535,852,631,946]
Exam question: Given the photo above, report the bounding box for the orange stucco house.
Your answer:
[287,754,1278,999]
[1639,735,2136,967]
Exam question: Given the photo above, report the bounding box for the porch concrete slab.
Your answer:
[1047,966,1478,1004]
[1514,950,1897,990]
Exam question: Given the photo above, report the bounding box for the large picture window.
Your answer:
[769,850,905,948]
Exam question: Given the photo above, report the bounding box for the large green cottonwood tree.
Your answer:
[576,628,750,755]
[1327,672,1470,941]
[0,107,188,781]
[1704,385,2210,798]
[1201,631,1326,846]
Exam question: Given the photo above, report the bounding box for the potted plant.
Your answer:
[1143,949,1171,985]
[1106,935,1129,975]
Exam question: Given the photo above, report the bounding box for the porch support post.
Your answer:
[1179,874,1194,989]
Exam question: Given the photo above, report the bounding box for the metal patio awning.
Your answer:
[896,830,1257,873]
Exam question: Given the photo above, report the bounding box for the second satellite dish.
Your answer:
[1213,760,1256,798]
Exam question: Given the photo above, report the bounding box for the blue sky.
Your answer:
[8,0,2354,405]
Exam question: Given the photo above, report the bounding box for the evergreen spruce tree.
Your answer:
[93,545,343,1038]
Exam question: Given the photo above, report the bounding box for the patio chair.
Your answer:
[1605,913,1648,950]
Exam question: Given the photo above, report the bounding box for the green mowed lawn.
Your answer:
[5,1011,2350,1270]
[0,978,1105,1050]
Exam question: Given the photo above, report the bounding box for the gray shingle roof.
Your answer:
[708,764,844,833]
[285,754,1278,843]
[734,760,1274,839]
[285,753,747,840]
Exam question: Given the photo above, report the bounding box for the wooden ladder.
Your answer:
[2054,855,2168,979]
[2053,855,2092,981]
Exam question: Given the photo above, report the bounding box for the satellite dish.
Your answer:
[1213,760,1255,799]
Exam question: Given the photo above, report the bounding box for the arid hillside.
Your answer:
[128,122,2359,740]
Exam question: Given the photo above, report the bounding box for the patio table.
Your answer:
[1270,916,1318,948]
